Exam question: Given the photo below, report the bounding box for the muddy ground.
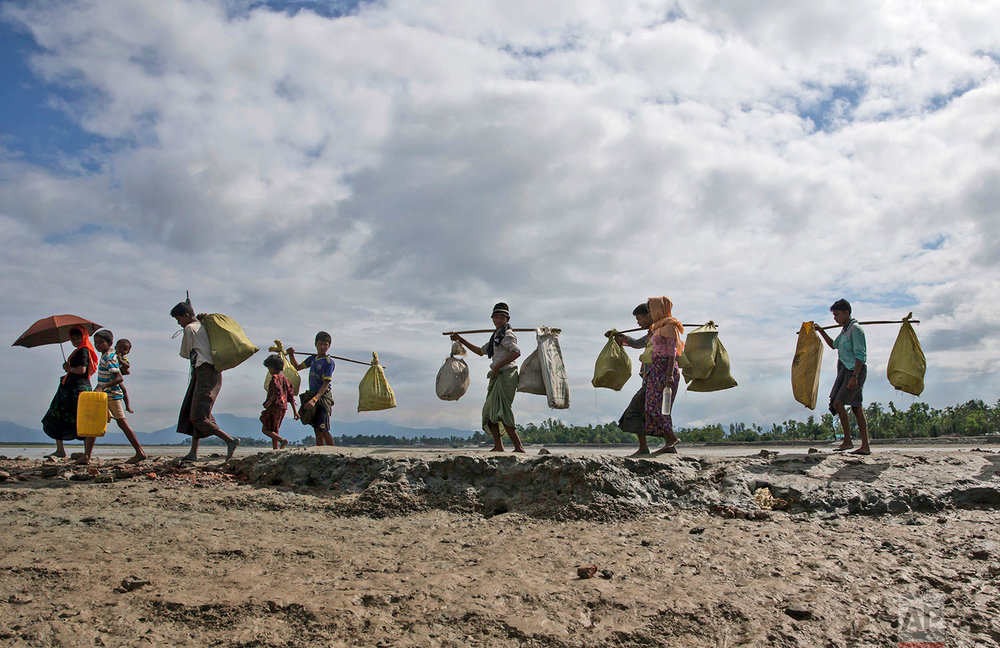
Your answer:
[1,447,998,647]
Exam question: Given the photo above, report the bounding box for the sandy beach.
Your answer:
[2,446,998,647]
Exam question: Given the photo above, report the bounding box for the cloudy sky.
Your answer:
[2,0,998,436]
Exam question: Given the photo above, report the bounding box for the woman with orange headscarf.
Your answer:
[645,296,683,453]
[42,325,98,458]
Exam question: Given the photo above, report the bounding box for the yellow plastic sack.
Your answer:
[198,313,259,371]
[683,322,738,392]
[264,340,302,395]
[887,316,925,396]
[76,391,108,438]
[358,352,397,412]
[591,331,632,391]
[791,321,824,409]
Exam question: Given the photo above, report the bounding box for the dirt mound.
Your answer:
[226,449,1000,520]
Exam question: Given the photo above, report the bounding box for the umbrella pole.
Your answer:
[59,341,66,363]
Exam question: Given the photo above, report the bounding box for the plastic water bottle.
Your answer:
[661,385,672,416]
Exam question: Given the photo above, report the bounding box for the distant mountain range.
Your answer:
[0,415,477,445]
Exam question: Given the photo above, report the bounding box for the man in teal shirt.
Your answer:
[816,299,870,454]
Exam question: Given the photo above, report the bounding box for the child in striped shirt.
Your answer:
[87,329,147,465]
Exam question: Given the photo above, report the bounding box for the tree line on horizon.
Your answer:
[308,398,999,446]
[172,399,998,447]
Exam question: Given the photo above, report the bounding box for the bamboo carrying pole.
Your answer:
[443,328,560,335]
[286,349,379,367]
[800,313,920,332]
[615,323,709,334]
[815,319,920,331]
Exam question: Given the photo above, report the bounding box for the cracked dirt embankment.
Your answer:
[226,448,1000,519]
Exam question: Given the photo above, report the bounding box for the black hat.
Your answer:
[492,302,510,318]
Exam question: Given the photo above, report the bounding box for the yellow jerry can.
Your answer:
[76,391,108,438]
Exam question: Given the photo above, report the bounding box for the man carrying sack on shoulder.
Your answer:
[171,301,240,462]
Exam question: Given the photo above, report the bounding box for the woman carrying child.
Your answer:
[42,325,98,458]
[451,302,526,453]
[645,296,683,454]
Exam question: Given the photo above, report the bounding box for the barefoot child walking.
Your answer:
[84,329,147,465]
[287,332,336,446]
[261,354,298,449]
[815,298,871,455]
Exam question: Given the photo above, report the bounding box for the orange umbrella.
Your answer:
[12,315,102,360]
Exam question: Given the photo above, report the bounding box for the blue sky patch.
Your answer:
[921,235,947,250]
[231,0,369,19]
[0,22,110,169]
[42,222,107,245]
[797,79,867,132]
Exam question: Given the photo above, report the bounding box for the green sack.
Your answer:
[677,322,717,382]
[198,313,259,371]
[683,322,738,393]
[358,352,397,412]
[591,332,632,391]
[298,390,316,426]
[887,317,925,396]
[791,321,824,409]
[298,389,333,426]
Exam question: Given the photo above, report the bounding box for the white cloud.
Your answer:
[1,0,998,436]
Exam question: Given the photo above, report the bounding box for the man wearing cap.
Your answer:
[451,303,526,453]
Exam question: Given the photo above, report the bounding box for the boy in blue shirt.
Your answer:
[288,331,336,446]
[815,298,870,455]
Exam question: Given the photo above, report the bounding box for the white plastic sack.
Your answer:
[516,349,546,395]
[436,341,470,401]
[537,326,570,409]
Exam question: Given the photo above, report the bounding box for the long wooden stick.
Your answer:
[287,350,378,367]
[443,328,560,335]
[815,319,919,331]
[615,323,708,334]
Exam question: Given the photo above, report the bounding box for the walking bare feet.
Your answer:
[850,447,871,455]
[629,449,651,457]
[45,451,66,459]
[279,438,288,449]
[180,453,197,462]
[512,447,527,454]
[834,443,853,452]
[73,456,91,465]
[652,444,678,455]
[125,454,147,465]
[225,438,240,460]
[489,446,505,452]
